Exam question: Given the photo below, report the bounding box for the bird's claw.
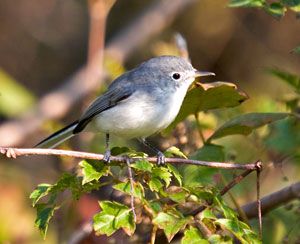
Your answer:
[157,151,165,166]
[103,149,111,163]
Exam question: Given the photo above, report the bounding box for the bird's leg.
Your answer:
[103,133,111,163]
[139,138,165,165]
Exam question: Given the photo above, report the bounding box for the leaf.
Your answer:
[183,144,224,187]
[292,45,300,54]
[131,159,153,172]
[153,210,192,242]
[264,2,286,18]
[182,226,209,244]
[152,167,172,187]
[167,163,183,186]
[79,160,109,184]
[208,112,291,142]
[0,69,35,117]
[148,177,164,192]
[30,184,52,207]
[113,181,145,199]
[268,68,300,93]
[214,195,237,219]
[199,208,217,220]
[34,204,59,239]
[166,186,187,203]
[164,146,187,159]
[208,234,233,243]
[164,82,248,133]
[93,201,135,236]
[228,0,265,8]
[215,219,261,243]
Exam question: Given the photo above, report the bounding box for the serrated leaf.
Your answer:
[164,82,248,134]
[167,163,182,186]
[208,112,291,142]
[182,226,209,244]
[149,177,164,192]
[113,181,144,199]
[93,201,135,236]
[164,146,187,159]
[152,167,172,187]
[153,210,192,242]
[228,0,265,8]
[268,68,300,93]
[34,204,59,239]
[131,159,153,172]
[30,184,52,207]
[79,160,109,184]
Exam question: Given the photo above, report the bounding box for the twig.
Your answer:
[256,164,262,238]
[0,147,258,170]
[0,0,197,147]
[195,219,212,238]
[126,157,136,222]
[150,225,158,244]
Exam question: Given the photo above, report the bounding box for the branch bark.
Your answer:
[0,0,197,147]
[0,147,258,170]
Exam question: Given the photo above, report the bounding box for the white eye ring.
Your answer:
[172,72,181,80]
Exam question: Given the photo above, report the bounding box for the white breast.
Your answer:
[90,82,191,139]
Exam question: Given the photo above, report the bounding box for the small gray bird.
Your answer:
[36,56,215,164]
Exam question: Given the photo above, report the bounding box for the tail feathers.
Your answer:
[35,121,79,148]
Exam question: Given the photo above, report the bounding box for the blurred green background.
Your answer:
[0,0,299,243]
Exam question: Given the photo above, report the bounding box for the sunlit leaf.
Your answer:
[153,209,192,242]
[113,181,145,199]
[131,159,153,172]
[152,167,172,187]
[164,146,187,159]
[208,112,291,142]
[182,226,209,244]
[228,0,265,8]
[148,177,164,192]
[264,2,287,18]
[30,184,52,207]
[167,163,183,186]
[93,201,135,236]
[79,160,109,184]
[164,82,248,133]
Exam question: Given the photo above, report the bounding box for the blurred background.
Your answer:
[0,0,299,243]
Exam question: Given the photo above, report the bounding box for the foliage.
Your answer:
[228,0,300,18]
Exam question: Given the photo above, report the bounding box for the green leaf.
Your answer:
[30,184,52,207]
[182,226,209,244]
[268,68,300,93]
[148,177,164,192]
[79,160,109,184]
[164,146,187,159]
[0,69,35,117]
[199,208,217,220]
[113,181,145,199]
[292,45,300,54]
[214,195,237,219]
[208,112,291,142]
[93,201,135,236]
[164,82,248,133]
[34,204,59,239]
[167,163,182,186]
[153,210,192,242]
[152,167,172,187]
[183,144,224,187]
[208,234,233,244]
[228,0,265,8]
[131,159,153,172]
[166,187,187,203]
[215,219,261,243]
[264,2,286,18]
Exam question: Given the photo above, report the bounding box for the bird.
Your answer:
[36,55,215,164]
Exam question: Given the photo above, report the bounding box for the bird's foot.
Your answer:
[157,151,165,166]
[103,149,111,163]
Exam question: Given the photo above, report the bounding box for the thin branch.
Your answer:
[126,157,136,222]
[150,225,158,244]
[0,0,197,147]
[0,147,258,170]
[257,165,262,238]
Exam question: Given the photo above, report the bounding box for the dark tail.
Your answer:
[35,121,79,148]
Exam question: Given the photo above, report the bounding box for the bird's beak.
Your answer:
[194,70,215,77]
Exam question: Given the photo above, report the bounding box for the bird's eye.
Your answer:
[172,73,181,80]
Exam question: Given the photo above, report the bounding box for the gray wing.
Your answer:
[73,74,135,133]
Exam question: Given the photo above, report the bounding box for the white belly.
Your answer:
[90,86,188,138]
